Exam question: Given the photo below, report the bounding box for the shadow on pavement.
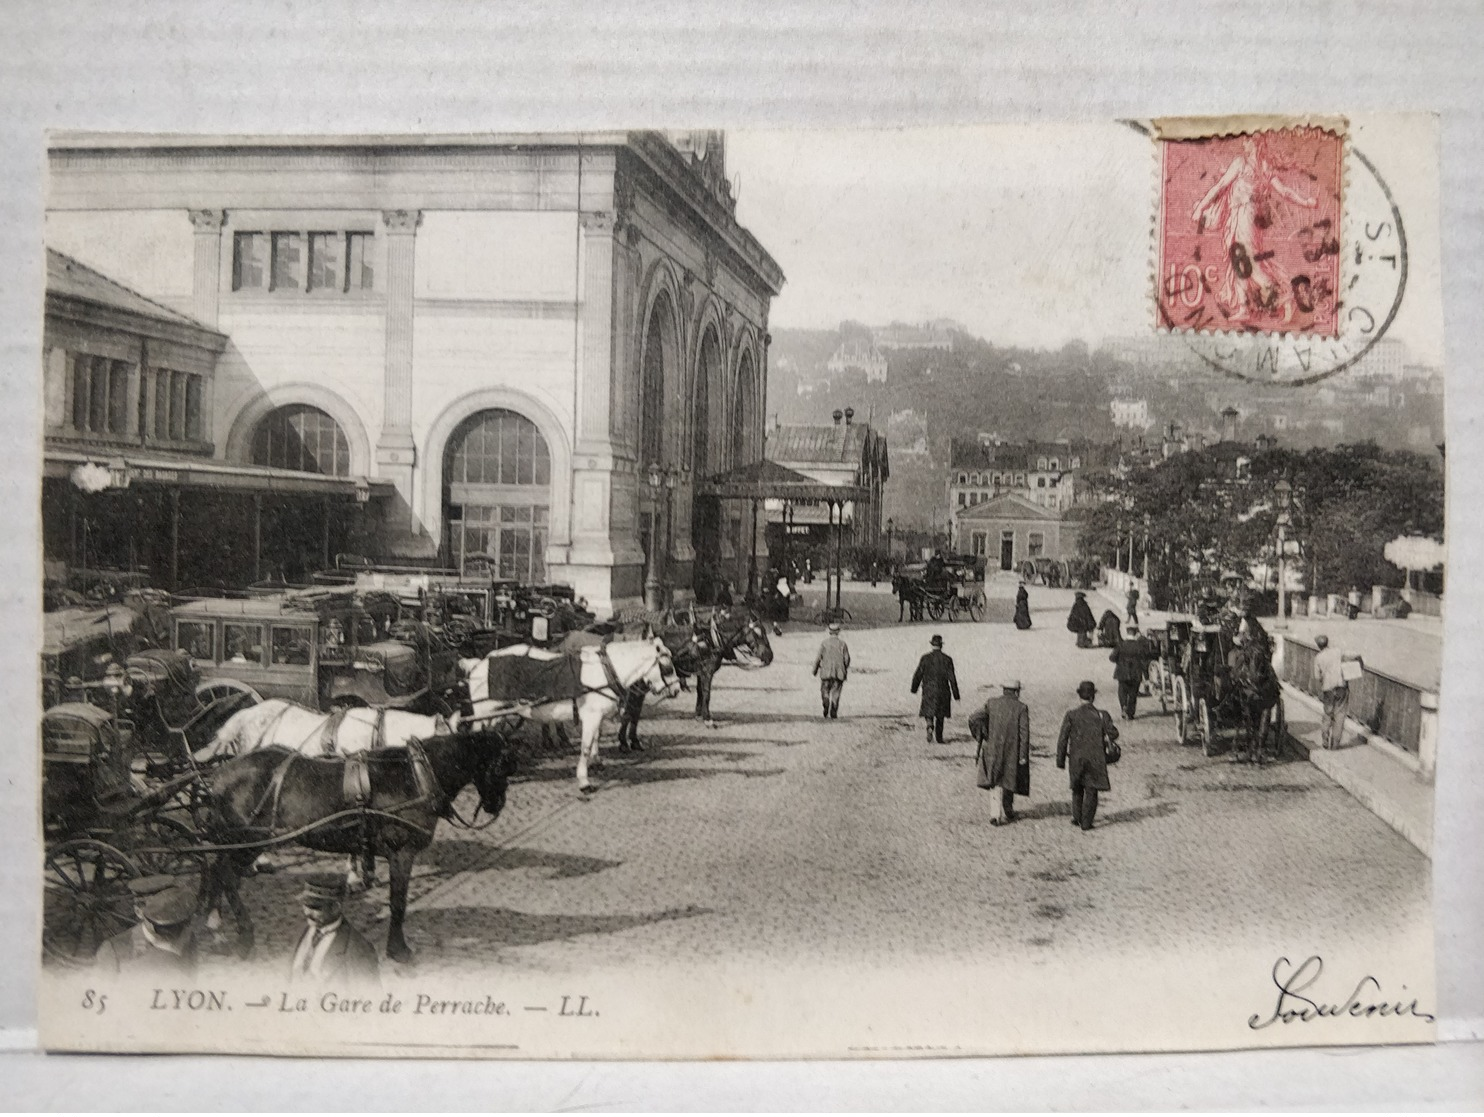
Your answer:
[401,903,711,951]
[1098,801,1179,827]
[426,842,622,880]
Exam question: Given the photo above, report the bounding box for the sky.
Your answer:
[728,120,1444,366]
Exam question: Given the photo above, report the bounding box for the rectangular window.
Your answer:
[184,375,203,441]
[88,356,109,433]
[232,232,268,290]
[270,232,304,291]
[346,232,374,290]
[107,361,130,434]
[1029,533,1045,557]
[154,371,171,439]
[957,492,966,507]
[308,232,343,291]
[71,355,90,430]
[170,371,188,441]
[270,625,313,666]
[223,623,265,665]
[177,621,216,664]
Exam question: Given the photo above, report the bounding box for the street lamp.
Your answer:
[1274,479,1292,630]
[644,462,665,611]
[886,517,894,566]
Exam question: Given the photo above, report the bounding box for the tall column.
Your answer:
[378,209,421,538]
[188,209,226,327]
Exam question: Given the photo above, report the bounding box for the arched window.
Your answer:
[444,409,551,581]
[640,293,675,470]
[251,405,350,476]
[732,351,758,467]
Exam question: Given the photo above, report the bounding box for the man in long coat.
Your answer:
[1066,591,1096,648]
[910,633,960,743]
[95,875,199,977]
[1110,624,1153,720]
[1056,680,1119,831]
[970,680,1031,825]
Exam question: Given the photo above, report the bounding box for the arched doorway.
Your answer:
[443,408,552,580]
[691,326,724,602]
[638,290,678,604]
[247,404,355,583]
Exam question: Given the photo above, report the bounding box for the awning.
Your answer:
[696,458,867,504]
[45,446,395,499]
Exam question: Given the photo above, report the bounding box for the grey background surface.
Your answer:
[2,0,1480,1107]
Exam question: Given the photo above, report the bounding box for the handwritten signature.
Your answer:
[1249,955,1435,1030]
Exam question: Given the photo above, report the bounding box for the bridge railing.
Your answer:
[1279,634,1427,759]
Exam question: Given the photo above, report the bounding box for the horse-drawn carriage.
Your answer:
[893,561,986,622]
[1161,615,1285,762]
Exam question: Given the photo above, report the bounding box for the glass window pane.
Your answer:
[71,355,89,430]
[154,372,170,439]
[170,372,187,441]
[185,375,203,440]
[308,232,343,291]
[107,361,130,434]
[88,357,108,432]
[346,232,374,290]
[223,624,264,664]
[177,621,216,664]
[271,232,304,291]
[233,232,266,290]
[270,626,313,665]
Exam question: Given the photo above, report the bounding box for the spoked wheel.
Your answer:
[1156,663,1171,714]
[122,815,210,887]
[1199,698,1215,758]
[966,590,985,622]
[1173,677,1190,743]
[196,679,262,707]
[926,598,946,621]
[44,838,141,966]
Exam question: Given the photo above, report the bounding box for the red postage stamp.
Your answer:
[1157,125,1344,337]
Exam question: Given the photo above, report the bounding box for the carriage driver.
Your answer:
[95,874,200,976]
[290,873,380,985]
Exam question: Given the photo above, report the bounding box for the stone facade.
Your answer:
[46,132,784,616]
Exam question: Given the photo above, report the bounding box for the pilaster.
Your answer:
[378,209,421,530]
[188,209,226,327]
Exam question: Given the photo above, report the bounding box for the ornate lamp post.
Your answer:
[886,517,894,567]
[1274,478,1292,630]
[644,462,665,612]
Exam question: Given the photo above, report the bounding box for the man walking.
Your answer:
[1125,586,1140,626]
[1056,680,1119,831]
[1110,624,1152,720]
[1310,634,1355,750]
[970,680,1031,826]
[910,633,960,743]
[812,621,850,719]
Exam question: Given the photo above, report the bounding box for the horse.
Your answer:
[1226,638,1283,764]
[462,636,679,793]
[193,700,456,763]
[200,730,517,963]
[892,574,925,622]
[615,608,774,748]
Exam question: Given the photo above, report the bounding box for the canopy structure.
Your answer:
[697,459,865,616]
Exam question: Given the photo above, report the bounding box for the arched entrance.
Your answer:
[638,289,679,606]
[443,408,552,580]
[246,404,355,583]
[691,325,724,602]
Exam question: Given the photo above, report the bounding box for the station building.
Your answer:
[44,131,784,615]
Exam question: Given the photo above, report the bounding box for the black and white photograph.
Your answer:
[27,111,1451,1061]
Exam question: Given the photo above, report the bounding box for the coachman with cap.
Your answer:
[94,874,200,976]
[289,872,380,985]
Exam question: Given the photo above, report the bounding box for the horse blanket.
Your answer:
[481,648,586,705]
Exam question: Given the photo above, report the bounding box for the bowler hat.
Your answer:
[1077,680,1096,700]
[300,872,349,906]
[1002,679,1022,691]
[139,882,197,927]
[930,634,944,647]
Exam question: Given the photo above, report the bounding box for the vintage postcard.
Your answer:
[37,116,1442,1057]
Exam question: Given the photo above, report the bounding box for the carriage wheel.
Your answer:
[1155,663,1171,714]
[43,838,141,966]
[926,597,946,621]
[1199,698,1215,758]
[197,679,262,706]
[122,815,210,889]
[1173,677,1190,743]
[965,590,985,622]
[1019,560,1037,583]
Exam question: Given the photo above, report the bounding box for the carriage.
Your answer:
[894,561,986,622]
[1018,556,1071,588]
[1171,619,1286,761]
[40,698,220,965]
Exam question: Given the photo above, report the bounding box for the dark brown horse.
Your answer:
[201,730,516,963]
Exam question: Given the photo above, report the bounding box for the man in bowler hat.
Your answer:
[910,634,960,743]
[1056,680,1119,831]
[290,872,380,984]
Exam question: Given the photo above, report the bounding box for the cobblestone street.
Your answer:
[224,577,1430,978]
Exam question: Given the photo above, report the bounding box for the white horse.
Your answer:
[464,637,679,793]
[193,700,455,763]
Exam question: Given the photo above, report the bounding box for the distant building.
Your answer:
[765,407,890,555]
[886,409,929,457]
[872,321,954,352]
[950,493,1085,572]
[826,339,889,382]
[1110,397,1151,429]
[946,437,1114,517]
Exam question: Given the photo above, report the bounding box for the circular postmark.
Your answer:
[1158,142,1407,385]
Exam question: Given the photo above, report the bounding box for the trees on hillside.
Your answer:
[1078,441,1444,611]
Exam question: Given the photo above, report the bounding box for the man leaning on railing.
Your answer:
[1311,634,1361,750]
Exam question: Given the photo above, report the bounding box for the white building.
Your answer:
[1110,397,1151,429]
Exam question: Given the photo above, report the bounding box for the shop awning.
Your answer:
[696,458,867,504]
[45,446,395,499]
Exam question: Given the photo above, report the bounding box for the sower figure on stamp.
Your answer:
[1056,680,1119,832]
[971,680,1031,826]
[910,634,960,743]
[289,873,380,985]
[812,621,850,719]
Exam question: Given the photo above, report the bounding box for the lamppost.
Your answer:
[1274,478,1292,630]
[644,462,669,611]
[886,517,894,569]
[1142,512,1151,583]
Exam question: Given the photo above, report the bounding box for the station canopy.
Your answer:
[696,458,867,504]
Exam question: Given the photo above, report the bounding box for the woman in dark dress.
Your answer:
[1013,582,1032,630]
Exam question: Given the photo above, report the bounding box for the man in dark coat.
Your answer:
[289,873,380,985]
[1110,624,1153,720]
[1056,680,1119,831]
[1013,583,1032,630]
[910,633,960,743]
[1066,591,1096,647]
[970,680,1031,825]
[94,875,199,977]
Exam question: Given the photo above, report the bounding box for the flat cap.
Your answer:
[300,872,349,905]
[140,882,197,927]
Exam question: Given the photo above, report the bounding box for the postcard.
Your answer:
[37,116,1441,1057]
